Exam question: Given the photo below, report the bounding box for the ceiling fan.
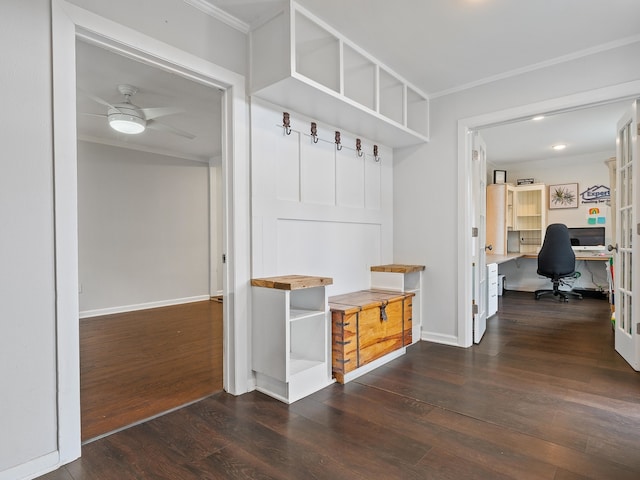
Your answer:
[81,84,196,139]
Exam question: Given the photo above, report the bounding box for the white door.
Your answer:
[472,132,488,343]
[614,100,639,370]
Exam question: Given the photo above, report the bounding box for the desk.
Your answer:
[487,253,524,265]
[486,253,612,293]
[487,253,611,264]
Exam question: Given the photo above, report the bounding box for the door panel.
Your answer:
[472,132,488,343]
[614,100,639,370]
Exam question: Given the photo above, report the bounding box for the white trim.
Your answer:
[421,332,460,347]
[432,34,640,99]
[79,295,211,319]
[51,0,82,466]
[182,0,250,33]
[457,81,640,348]
[52,0,252,472]
[0,451,59,480]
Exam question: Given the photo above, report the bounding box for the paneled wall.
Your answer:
[250,98,393,295]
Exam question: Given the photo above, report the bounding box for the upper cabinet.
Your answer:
[250,1,430,147]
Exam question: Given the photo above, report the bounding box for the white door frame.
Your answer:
[52,0,251,466]
[457,81,640,348]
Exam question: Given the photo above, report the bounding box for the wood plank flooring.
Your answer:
[41,291,640,479]
[80,299,223,441]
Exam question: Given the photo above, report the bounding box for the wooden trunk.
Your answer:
[329,289,414,384]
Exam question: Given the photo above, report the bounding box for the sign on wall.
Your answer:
[580,184,610,204]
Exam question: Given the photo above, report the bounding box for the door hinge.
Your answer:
[472,303,478,315]
[637,323,640,335]
[472,149,479,161]
[222,253,227,264]
[472,227,479,237]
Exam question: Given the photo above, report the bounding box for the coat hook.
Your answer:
[373,144,380,162]
[310,122,319,143]
[356,138,363,157]
[283,112,291,135]
[335,131,342,151]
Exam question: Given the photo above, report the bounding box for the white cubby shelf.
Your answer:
[250,1,429,148]
[251,275,334,403]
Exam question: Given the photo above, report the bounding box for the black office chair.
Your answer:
[535,224,582,301]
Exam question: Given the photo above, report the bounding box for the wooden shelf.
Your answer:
[251,274,333,290]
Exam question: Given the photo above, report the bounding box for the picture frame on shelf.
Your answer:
[493,170,506,184]
[549,183,579,209]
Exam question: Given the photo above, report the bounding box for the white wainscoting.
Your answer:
[251,98,393,294]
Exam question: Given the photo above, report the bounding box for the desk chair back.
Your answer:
[535,223,582,301]
[537,223,576,278]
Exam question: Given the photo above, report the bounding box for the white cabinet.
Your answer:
[487,263,498,317]
[514,184,547,253]
[251,275,334,403]
[487,183,546,254]
[370,264,425,344]
[487,184,515,255]
[250,1,429,147]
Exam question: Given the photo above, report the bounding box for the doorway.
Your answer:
[52,2,251,462]
[457,83,640,349]
[75,39,225,440]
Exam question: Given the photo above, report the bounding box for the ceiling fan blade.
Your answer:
[140,106,183,120]
[79,112,107,118]
[147,119,196,140]
[79,90,117,109]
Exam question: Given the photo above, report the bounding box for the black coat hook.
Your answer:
[356,138,363,157]
[283,112,291,135]
[373,144,380,162]
[311,122,318,143]
[335,131,342,151]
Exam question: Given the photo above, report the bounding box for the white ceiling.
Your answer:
[76,40,222,162]
[76,0,640,164]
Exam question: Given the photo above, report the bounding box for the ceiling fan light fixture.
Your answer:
[108,112,146,134]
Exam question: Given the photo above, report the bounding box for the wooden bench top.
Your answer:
[251,275,333,290]
[370,264,425,273]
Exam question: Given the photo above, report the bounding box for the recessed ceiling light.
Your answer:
[552,144,567,151]
[532,115,545,121]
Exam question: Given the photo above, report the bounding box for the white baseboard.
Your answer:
[79,295,211,319]
[0,451,59,480]
[421,331,460,347]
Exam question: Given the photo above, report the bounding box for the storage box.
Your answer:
[329,289,413,384]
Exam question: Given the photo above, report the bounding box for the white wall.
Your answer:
[394,41,640,343]
[77,141,211,315]
[250,98,394,296]
[0,0,58,476]
[67,0,247,76]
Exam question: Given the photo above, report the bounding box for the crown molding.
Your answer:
[183,0,250,33]
[431,34,640,99]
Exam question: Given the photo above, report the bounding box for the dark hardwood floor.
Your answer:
[41,291,640,479]
[80,299,223,441]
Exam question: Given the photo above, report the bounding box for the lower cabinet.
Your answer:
[487,263,498,317]
[329,289,414,384]
[251,275,334,403]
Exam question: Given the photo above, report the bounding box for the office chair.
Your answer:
[535,223,583,301]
